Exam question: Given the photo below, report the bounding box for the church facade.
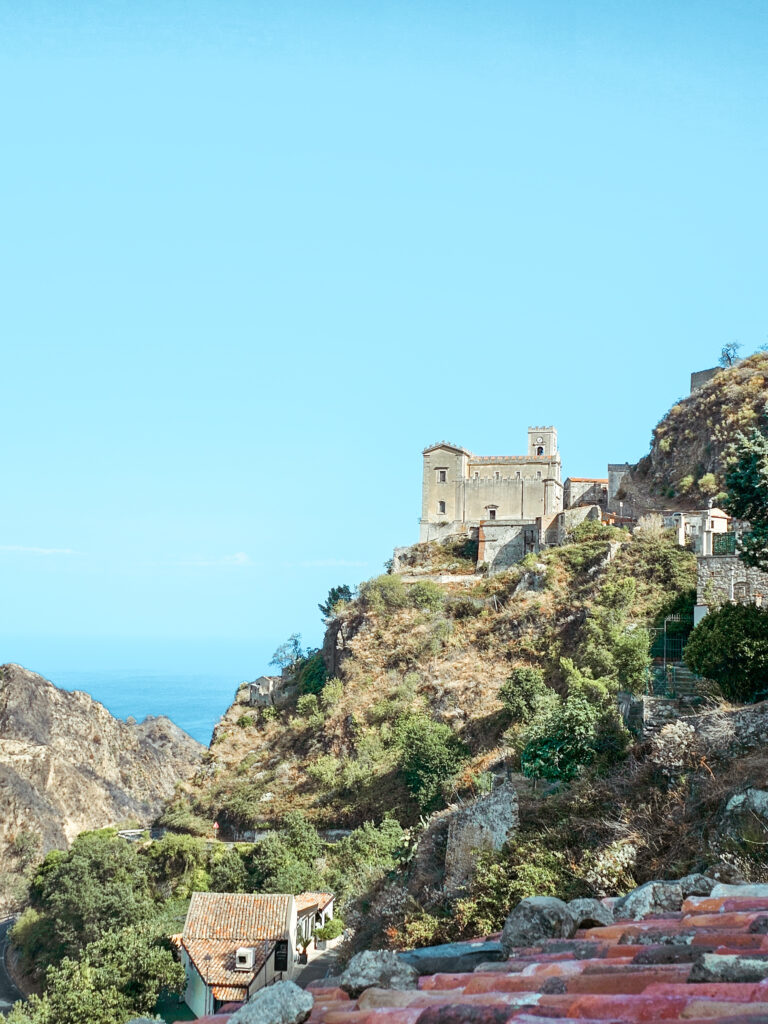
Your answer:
[419,427,563,543]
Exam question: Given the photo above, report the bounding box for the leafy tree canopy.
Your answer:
[685,601,768,703]
[724,428,768,570]
[319,585,353,621]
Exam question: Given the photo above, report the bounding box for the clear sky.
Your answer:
[1,1,767,681]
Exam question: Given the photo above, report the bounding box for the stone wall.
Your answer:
[444,781,518,893]
[477,521,538,573]
[564,478,608,509]
[695,554,768,622]
[618,693,699,739]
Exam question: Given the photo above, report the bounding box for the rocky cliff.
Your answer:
[0,663,203,907]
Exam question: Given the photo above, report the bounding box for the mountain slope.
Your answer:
[0,663,203,909]
[623,351,768,508]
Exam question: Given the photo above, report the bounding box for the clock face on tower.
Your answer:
[536,436,543,443]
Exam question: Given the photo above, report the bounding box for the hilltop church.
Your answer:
[418,427,619,570]
[420,427,564,542]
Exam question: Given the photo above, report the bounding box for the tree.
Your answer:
[27,831,155,964]
[395,714,467,810]
[319,585,353,621]
[684,602,768,702]
[724,429,768,570]
[7,925,184,1024]
[270,634,305,670]
[719,342,742,367]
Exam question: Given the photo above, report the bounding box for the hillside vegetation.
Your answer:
[625,351,768,507]
[169,521,695,834]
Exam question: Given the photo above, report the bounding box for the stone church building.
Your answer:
[420,427,563,543]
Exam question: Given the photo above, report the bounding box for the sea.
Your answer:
[48,669,241,745]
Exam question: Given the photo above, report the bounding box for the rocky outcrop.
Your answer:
[0,663,203,906]
[444,781,518,893]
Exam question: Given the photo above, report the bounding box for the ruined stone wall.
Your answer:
[696,555,768,608]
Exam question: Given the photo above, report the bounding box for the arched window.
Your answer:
[537,446,544,456]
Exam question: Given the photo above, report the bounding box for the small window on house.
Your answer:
[494,471,500,480]
[474,472,479,479]
[515,471,521,479]
[536,471,542,479]
[438,469,447,482]
[537,446,544,456]
[489,508,497,520]
[438,500,446,514]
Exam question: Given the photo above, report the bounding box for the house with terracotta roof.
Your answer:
[180,892,298,1017]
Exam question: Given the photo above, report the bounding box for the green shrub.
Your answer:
[685,602,768,702]
[519,660,630,782]
[568,519,625,543]
[498,667,553,724]
[446,595,485,619]
[314,917,344,940]
[359,574,408,614]
[320,676,344,710]
[236,714,256,729]
[395,713,467,810]
[261,706,278,722]
[297,694,321,719]
[698,472,719,495]
[157,800,212,837]
[408,580,445,612]
[306,754,341,789]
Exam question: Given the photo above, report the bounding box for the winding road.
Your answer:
[0,918,21,1016]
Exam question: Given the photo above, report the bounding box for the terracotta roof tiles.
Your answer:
[204,885,768,1023]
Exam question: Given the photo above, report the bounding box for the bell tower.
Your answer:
[528,426,557,458]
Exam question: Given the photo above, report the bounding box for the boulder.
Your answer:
[444,781,518,893]
[567,898,614,929]
[500,897,576,956]
[614,880,683,919]
[228,981,313,1024]
[339,950,419,997]
[704,861,747,884]
[679,873,716,897]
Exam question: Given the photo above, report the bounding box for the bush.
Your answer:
[320,676,344,710]
[359,574,408,614]
[407,581,445,612]
[236,714,255,728]
[685,602,768,702]
[498,667,553,724]
[395,714,467,810]
[306,754,341,789]
[568,520,625,543]
[314,917,344,941]
[297,694,321,719]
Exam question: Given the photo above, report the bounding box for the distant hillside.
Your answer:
[624,351,768,509]
[0,663,203,911]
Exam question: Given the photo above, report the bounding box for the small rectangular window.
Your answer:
[489,508,497,520]
[494,471,500,480]
[437,469,447,482]
[438,500,446,514]
[515,471,521,479]
[536,471,542,479]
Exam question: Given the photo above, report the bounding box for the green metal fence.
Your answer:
[713,533,737,555]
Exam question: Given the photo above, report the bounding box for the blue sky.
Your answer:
[1,0,767,682]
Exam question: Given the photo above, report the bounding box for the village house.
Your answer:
[179,890,333,1017]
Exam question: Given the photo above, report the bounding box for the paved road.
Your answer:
[0,918,22,1016]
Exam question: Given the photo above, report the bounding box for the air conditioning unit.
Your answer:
[235,947,256,971]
